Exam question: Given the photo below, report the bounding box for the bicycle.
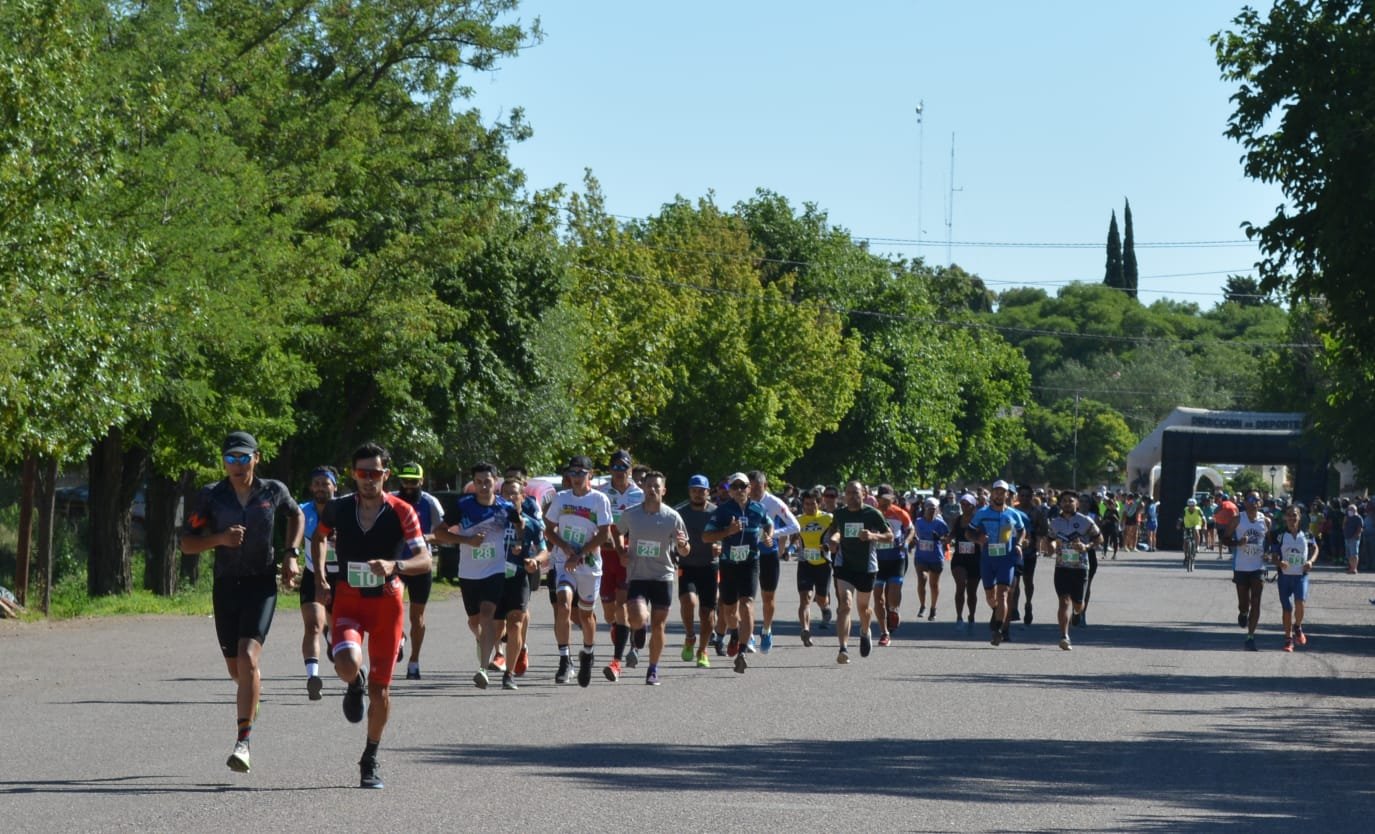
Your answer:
[1182,527,1198,572]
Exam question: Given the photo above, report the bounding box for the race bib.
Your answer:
[917,539,936,552]
[324,543,339,573]
[583,552,601,571]
[1059,548,1082,566]
[1283,546,1304,568]
[803,547,823,564]
[843,522,863,539]
[635,540,662,559]
[1241,543,1264,560]
[504,561,518,579]
[987,543,1009,558]
[728,545,750,563]
[957,542,975,555]
[564,527,587,547]
[472,543,498,561]
[347,562,383,588]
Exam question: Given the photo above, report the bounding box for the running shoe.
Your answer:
[1295,626,1307,646]
[709,633,724,655]
[836,649,850,664]
[577,650,594,687]
[1237,611,1249,628]
[645,668,661,686]
[226,740,251,773]
[343,670,366,723]
[800,628,813,647]
[745,636,757,654]
[473,669,489,690]
[760,632,773,654]
[1244,635,1258,652]
[488,652,507,672]
[625,646,639,669]
[888,609,901,631]
[878,634,891,647]
[695,652,710,669]
[1282,639,1294,653]
[1078,610,1088,627]
[681,641,695,662]
[821,608,833,628]
[927,608,936,622]
[727,635,740,657]
[555,654,572,684]
[603,659,622,682]
[405,666,420,681]
[915,606,925,619]
[307,675,323,701]
[859,632,872,658]
[502,673,518,690]
[359,755,383,789]
[1023,603,1033,626]
[1059,636,1072,651]
[514,647,529,677]
[991,630,1003,647]
[733,652,748,674]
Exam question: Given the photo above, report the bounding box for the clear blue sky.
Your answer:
[469,1,1281,306]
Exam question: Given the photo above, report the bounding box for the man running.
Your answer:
[702,472,774,674]
[297,465,338,700]
[969,480,1025,646]
[823,480,893,664]
[434,462,521,689]
[871,484,913,646]
[1008,483,1048,625]
[795,488,834,647]
[1275,503,1317,652]
[598,450,644,680]
[1048,491,1102,651]
[390,463,445,680]
[913,497,950,623]
[674,474,719,667]
[543,456,614,686]
[1224,490,1270,651]
[620,471,691,684]
[180,431,304,775]
[311,442,432,789]
[748,470,801,653]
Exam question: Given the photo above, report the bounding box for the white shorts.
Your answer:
[554,559,602,611]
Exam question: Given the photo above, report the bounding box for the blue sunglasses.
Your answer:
[223,453,253,465]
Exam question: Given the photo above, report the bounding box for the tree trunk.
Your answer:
[15,454,36,606]
[143,470,183,595]
[87,426,147,597]
[178,470,201,586]
[35,456,58,615]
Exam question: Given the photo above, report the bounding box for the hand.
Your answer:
[761,533,774,549]
[711,542,722,556]
[367,559,390,577]
[221,525,246,547]
[730,517,743,533]
[524,558,539,574]
[281,558,300,590]
[317,579,332,608]
[858,529,871,542]
[469,531,486,547]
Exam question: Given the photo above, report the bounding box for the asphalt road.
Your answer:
[4,548,1375,833]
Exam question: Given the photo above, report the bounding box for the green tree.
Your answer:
[1103,210,1124,290]
[1122,199,1139,300]
[1214,1,1375,355]
[1222,275,1269,307]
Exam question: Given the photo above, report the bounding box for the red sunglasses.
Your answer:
[353,467,387,481]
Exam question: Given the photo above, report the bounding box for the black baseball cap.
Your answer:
[222,431,258,455]
[609,450,632,470]
[565,455,594,472]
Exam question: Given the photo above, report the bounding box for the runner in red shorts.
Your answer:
[313,442,431,790]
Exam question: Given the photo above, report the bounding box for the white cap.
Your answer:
[959,493,977,506]
[924,497,940,509]
[991,479,1011,491]
[726,472,749,487]
[1187,498,1197,506]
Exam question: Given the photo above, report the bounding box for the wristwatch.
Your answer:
[284,546,300,558]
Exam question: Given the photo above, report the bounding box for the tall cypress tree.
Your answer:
[1104,210,1123,290]
[1122,198,1139,300]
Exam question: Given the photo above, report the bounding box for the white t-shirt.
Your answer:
[546,488,615,571]
[1233,513,1270,572]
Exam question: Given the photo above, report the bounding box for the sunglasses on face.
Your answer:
[353,468,386,481]
[567,469,588,477]
[223,454,253,465]
[730,483,748,491]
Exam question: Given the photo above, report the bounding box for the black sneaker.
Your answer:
[1070,612,1080,627]
[859,632,872,658]
[625,646,639,669]
[1001,628,1011,643]
[405,666,420,681]
[713,635,726,657]
[1024,603,1034,626]
[343,670,366,724]
[307,675,323,701]
[820,608,833,628]
[555,654,572,684]
[359,755,383,789]
[577,650,594,688]
[1237,611,1249,628]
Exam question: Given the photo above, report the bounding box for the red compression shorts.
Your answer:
[330,579,404,686]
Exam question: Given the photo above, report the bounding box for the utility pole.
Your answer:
[945,132,962,267]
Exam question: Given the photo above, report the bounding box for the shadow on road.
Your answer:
[405,721,1375,832]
